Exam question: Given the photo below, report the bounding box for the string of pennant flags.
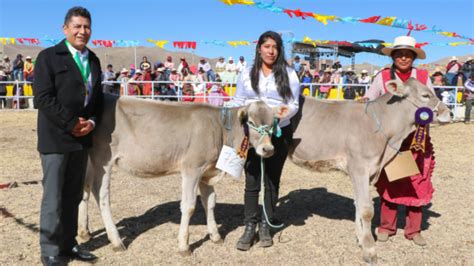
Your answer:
[0,37,472,50]
[218,0,473,42]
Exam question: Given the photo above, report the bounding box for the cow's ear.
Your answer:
[385,80,409,97]
[237,106,248,124]
[273,105,289,119]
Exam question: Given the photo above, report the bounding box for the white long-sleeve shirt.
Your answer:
[234,66,300,127]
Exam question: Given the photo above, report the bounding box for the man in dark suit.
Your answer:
[33,6,102,266]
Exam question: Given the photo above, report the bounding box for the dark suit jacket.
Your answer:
[33,39,103,153]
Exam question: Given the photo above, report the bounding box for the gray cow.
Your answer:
[289,78,451,263]
[77,95,288,255]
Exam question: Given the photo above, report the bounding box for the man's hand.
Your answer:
[72,117,94,137]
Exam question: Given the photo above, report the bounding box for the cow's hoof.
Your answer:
[77,230,91,241]
[178,250,192,257]
[112,243,126,252]
[210,234,223,244]
[362,248,377,265]
[212,238,224,244]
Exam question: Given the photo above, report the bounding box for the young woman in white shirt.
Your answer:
[234,31,300,251]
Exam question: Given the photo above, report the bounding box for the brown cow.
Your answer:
[77,95,288,255]
[289,78,451,263]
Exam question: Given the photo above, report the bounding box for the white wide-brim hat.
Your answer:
[381,36,426,60]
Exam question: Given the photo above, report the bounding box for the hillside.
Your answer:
[2,45,220,71]
[2,44,473,74]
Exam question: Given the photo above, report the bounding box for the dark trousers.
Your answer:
[465,98,473,122]
[39,150,88,256]
[243,125,292,224]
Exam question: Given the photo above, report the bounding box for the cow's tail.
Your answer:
[202,171,226,186]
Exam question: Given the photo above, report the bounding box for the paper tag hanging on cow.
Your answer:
[384,151,421,182]
[216,145,245,180]
[410,107,433,153]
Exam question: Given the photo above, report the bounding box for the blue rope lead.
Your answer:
[260,157,284,228]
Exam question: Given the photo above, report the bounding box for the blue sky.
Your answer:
[1,0,473,67]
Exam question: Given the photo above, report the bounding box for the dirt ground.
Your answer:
[0,110,473,265]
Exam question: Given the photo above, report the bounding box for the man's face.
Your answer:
[63,16,91,51]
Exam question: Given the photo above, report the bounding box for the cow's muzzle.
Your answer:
[247,121,277,158]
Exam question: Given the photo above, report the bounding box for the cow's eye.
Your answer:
[422,94,430,98]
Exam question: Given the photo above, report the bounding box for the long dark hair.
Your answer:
[250,31,293,103]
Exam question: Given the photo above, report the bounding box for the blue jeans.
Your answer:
[13,69,23,81]
[206,70,216,82]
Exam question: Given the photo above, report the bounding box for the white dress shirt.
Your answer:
[234,66,300,127]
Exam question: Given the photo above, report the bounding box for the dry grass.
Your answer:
[0,110,473,265]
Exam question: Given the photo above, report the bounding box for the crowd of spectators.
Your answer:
[0,52,473,111]
[293,58,378,100]
[291,55,474,102]
[100,55,246,106]
[0,54,35,108]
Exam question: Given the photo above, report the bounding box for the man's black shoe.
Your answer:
[62,245,98,262]
[41,256,68,266]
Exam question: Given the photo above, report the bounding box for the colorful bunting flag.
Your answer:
[376,17,396,26]
[218,0,472,41]
[227,41,250,47]
[312,14,336,25]
[173,41,197,49]
[92,40,115,47]
[147,39,168,48]
[336,17,360,23]
[359,16,381,23]
[283,8,313,19]
[219,0,254,5]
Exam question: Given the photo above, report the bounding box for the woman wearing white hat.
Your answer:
[365,35,435,247]
[23,56,34,82]
[446,56,462,82]
[225,57,237,73]
[118,68,129,95]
